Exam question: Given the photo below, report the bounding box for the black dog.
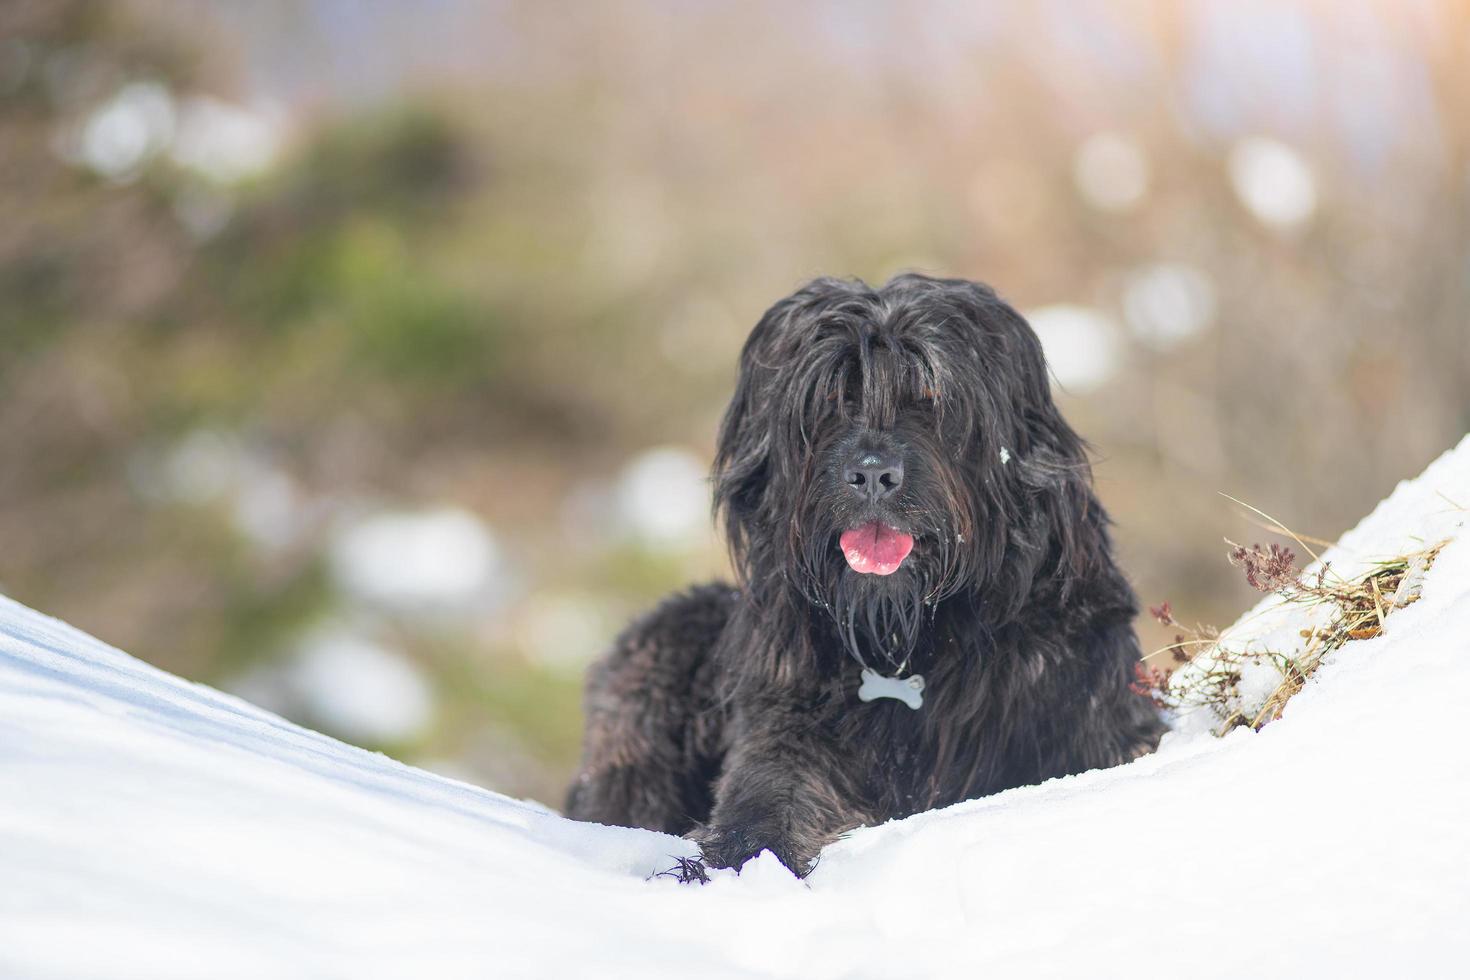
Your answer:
[566,274,1163,877]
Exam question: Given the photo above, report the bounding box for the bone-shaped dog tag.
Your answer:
[858,668,925,710]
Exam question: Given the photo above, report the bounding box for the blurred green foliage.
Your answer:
[0,1,743,804]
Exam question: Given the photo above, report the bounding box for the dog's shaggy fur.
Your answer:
[565,274,1163,876]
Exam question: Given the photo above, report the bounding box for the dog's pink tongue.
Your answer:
[839,522,915,575]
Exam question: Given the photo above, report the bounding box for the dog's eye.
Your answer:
[914,388,941,409]
[826,388,862,416]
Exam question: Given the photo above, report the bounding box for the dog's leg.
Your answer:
[1020,619,1167,781]
[565,656,711,836]
[1072,621,1167,767]
[564,585,734,835]
[566,751,700,836]
[690,700,868,878]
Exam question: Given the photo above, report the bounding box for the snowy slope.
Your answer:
[3,438,1469,980]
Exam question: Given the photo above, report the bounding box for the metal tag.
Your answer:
[858,668,925,710]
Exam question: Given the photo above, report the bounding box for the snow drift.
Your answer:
[3,437,1469,979]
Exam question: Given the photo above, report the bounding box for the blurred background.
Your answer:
[3,0,1467,805]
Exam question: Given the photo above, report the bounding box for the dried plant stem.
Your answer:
[1138,538,1449,737]
[1218,491,1326,568]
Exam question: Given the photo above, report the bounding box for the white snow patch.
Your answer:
[1024,304,1124,394]
[1072,132,1150,212]
[1228,136,1318,230]
[67,81,177,182]
[1122,262,1217,351]
[2,439,1469,978]
[1168,434,1470,736]
[147,428,249,505]
[226,628,435,745]
[230,464,303,553]
[288,629,434,743]
[614,446,711,549]
[54,83,280,186]
[130,429,307,552]
[169,96,283,184]
[516,591,614,671]
[329,507,503,614]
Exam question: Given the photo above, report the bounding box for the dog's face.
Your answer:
[714,274,1094,661]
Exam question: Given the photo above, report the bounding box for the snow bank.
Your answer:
[3,438,1469,979]
[1168,431,1470,736]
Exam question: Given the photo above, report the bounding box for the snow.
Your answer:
[1228,136,1318,230]
[55,81,282,186]
[3,438,1469,979]
[1024,304,1124,394]
[1072,132,1151,212]
[328,507,504,614]
[169,95,284,184]
[1168,432,1470,736]
[130,428,308,552]
[70,81,177,182]
[515,591,614,671]
[229,627,436,744]
[615,446,712,549]
[1122,262,1217,351]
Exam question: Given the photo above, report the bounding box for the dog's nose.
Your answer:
[843,452,904,502]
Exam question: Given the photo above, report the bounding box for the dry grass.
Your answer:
[1137,536,1448,737]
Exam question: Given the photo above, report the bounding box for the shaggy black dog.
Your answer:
[565,273,1163,877]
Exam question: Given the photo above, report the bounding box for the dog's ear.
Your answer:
[714,278,869,577]
[712,295,794,570]
[973,295,1113,618]
[1016,336,1113,601]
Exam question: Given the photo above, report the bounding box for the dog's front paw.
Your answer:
[651,855,712,885]
[689,825,814,878]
